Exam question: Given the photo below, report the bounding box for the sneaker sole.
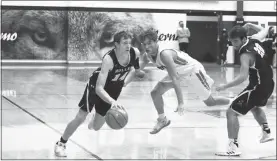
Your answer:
[215,152,241,156]
[215,153,241,156]
[149,120,171,134]
[54,152,67,157]
[260,138,274,143]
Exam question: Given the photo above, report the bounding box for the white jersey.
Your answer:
[146,46,198,70]
[145,46,214,100]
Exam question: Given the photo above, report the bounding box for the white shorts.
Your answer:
[160,62,214,100]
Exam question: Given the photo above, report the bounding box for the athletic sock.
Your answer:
[229,138,239,147]
[158,113,165,119]
[60,137,68,144]
[262,123,271,134]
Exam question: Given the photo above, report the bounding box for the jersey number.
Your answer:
[253,43,265,58]
[111,72,128,81]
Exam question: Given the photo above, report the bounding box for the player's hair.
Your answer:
[228,25,247,40]
[113,31,132,44]
[141,29,158,42]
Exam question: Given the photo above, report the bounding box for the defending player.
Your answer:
[126,29,231,135]
[243,23,276,66]
[215,26,274,156]
[54,31,140,157]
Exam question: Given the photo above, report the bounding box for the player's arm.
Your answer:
[134,47,142,71]
[243,23,264,32]
[138,52,150,70]
[222,53,252,89]
[123,47,141,86]
[245,23,270,41]
[124,48,150,86]
[95,56,116,105]
[160,50,184,105]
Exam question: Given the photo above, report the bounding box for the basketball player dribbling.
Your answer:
[215,26,274,156]
[54,31,141,157]
[127,29,231,135]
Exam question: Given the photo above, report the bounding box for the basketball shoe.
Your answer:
[150,116,171,134]
[54,141,67,157]
[260,130,274,143]
[215,140,241,156]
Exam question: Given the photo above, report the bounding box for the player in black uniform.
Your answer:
[243,23,276,66]
[54,31,141,157]
[215,26,274,156]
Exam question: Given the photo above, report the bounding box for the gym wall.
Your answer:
[1,1,276,63]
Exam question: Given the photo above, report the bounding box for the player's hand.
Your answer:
[135,70,145,79]
[111,101,124,110]
[174,104,185,116]
[215,84,227,92]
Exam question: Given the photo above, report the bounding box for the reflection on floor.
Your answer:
[1,64,276,160]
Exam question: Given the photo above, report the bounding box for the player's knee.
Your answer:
[151,82,165,98]
[89,113,105,131]
[251,106,263,115]
[150,89,158,98]
[226,108,234,118]
[226,107,238,118]
[203,95,216,106]
[75,109,88,123]
[92,125,101,131]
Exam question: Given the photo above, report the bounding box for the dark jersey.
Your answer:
[90,47,139,93]
[239,38,273,87]
[262,35,276,65]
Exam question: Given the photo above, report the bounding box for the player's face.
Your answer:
[230,37,246,51]
[116,37,132,53]
[143,38,158,56]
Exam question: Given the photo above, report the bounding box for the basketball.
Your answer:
[105,107,128,130]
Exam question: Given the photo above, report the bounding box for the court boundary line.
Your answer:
[2,96,102,160]
[2,97,275,160]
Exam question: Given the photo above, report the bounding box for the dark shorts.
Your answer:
[78,79,122,117]
[230,80,275,115]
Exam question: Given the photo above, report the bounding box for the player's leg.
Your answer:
[189,65,230,106]
[88,97,110,131]
[216,88,256,156]
[250,81,274,143]
[55,84,92,157]
[251,106,274,143]
[150,77,173,134]
[88,88,122,131]
[88,111,106,131]
[204,95,231,106]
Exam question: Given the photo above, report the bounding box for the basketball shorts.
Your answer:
[160,62,214,100]
[78,80,122,117]
[230,79,275,115]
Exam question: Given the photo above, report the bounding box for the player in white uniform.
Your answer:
[125,29,230,134]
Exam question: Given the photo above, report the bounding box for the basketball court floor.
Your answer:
[1,64,276,160]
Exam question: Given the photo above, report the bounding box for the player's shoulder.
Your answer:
[160,49,173,57]
[240,38,261,54]
[159,49,177,63]
[102,52,114,69]
[131,47,140,58]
